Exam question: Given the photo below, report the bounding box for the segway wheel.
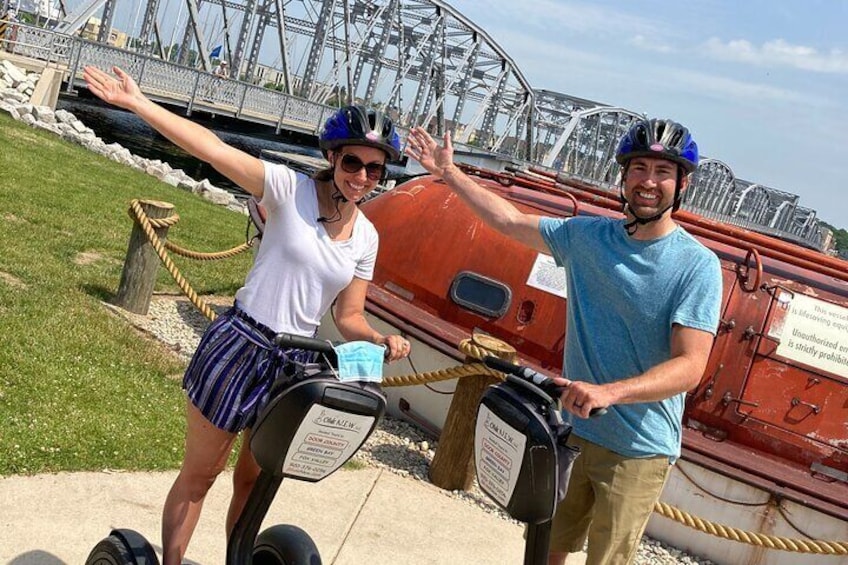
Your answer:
[85,529,159,565]
[253,524,322,565]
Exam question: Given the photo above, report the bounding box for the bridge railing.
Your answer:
[8,23,334,136]
[4,22,75,64]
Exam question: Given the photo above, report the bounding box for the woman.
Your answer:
[83,65,411,565]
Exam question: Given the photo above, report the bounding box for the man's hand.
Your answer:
[405,126,456,178]
[552,377,613,419]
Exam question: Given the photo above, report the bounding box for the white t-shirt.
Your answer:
[234,162,379,334]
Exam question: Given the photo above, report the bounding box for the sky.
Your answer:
[443,0,848,228]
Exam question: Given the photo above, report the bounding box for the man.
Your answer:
[405,119,722,565]
[204,60,229,101]
[212,60,229,78]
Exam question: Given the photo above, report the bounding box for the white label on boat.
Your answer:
[527,253,567,299]
[774,293,848,379]
[282,406,375,481]
[474,405,527,508]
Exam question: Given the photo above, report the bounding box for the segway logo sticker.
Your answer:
[474,407,526,508]
[313,409,364,432]
[282,406,375,480]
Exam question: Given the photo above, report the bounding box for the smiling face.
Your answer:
[328,145,387,202]
[622,156,688,230]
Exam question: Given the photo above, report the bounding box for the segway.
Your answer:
[475,356,606,565]
[86,333,386,565]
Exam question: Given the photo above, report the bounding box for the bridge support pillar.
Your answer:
[29,65,64,108]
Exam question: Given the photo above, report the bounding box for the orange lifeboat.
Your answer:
[328,165,848,565]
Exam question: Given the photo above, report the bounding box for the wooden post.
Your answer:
[114,200,174,315]
[429,334,516,491]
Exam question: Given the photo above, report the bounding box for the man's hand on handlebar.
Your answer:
[552,377,612,419]
[481,356,608,418]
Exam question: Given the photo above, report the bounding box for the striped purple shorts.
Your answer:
[183,304,317,433]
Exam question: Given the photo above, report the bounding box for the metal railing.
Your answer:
[6,23,336,136]
[2,21,75,64]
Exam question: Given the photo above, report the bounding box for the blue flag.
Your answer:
[210,45,222,58]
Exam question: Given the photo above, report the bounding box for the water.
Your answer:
[56,97,325,199]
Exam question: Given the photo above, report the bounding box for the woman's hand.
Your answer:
[380,334,412,362]
[82,66,144,111]
[405,127,456,178]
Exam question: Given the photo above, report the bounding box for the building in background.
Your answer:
[79,16,127,48]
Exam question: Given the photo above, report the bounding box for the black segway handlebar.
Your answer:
[274,333,338,365]
[483,356,607,417]
[273,333,394,367]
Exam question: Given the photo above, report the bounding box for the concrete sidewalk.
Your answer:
[0,467,582,564]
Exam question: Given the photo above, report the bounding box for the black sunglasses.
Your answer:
[339,154,386,181]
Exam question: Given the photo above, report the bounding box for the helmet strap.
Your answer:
[671,165,684,212]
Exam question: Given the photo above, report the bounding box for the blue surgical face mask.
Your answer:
[333,341,385,383]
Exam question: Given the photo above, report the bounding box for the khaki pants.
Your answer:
[549,435,672,565]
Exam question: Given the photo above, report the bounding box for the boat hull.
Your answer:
[648,462,848,565]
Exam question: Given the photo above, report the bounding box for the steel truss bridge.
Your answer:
[7,0,830,250]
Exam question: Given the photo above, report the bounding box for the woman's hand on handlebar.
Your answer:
[551,377,611,419]
[379,334,412,362]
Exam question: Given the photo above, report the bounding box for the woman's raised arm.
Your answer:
[83,65,266,199]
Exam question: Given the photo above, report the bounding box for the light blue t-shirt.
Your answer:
[539,216,722,460]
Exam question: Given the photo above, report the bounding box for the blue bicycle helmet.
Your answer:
[319,105,401,161]
[615,118,699,173]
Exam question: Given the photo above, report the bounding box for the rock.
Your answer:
[14,103,33,119]
[161,173,181,187]
[0,100,16,115]
[3,90,27,104]
[178,179,198,192]
[34,121,62,135]
[70,119,88,134]
[203,186,237,207]
[1,61,28,86]
[54,109,76,123]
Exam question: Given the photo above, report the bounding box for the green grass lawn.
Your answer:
[0,112,254,475]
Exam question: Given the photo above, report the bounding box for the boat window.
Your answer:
[449,272,512,318]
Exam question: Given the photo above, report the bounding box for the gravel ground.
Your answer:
[114,295,715,565]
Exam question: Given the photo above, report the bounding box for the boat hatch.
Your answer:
[449,271,512,318]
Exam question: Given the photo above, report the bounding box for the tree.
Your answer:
[821,221,848,254]
[831,227,848,253]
